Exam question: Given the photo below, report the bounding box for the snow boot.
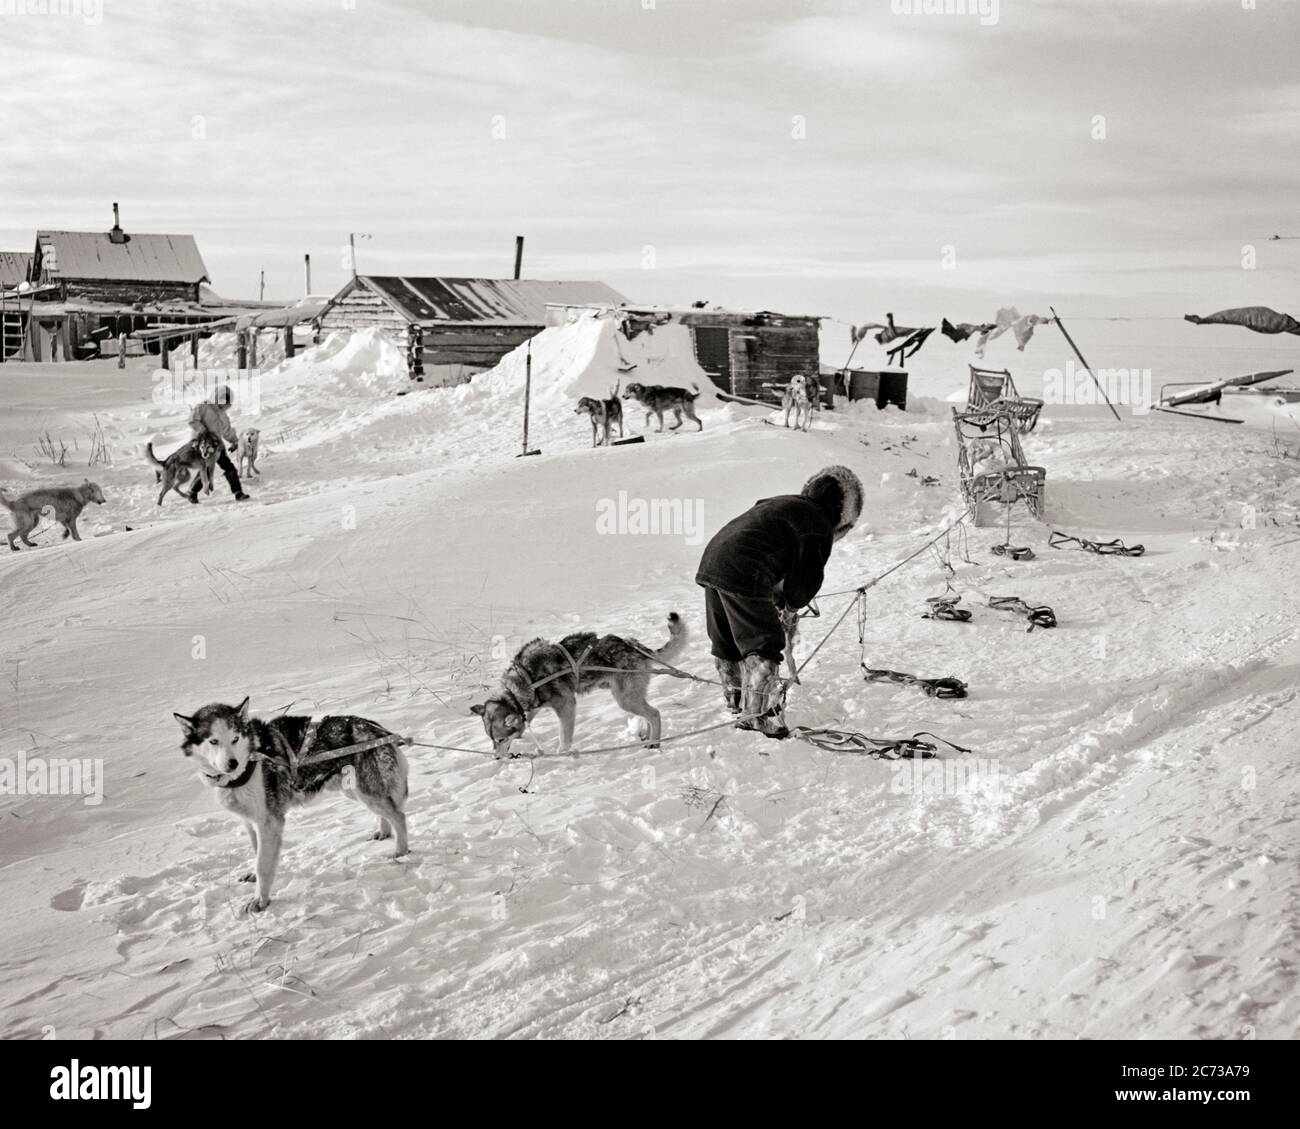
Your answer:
[738,654,788,740]
[714,657,743,715]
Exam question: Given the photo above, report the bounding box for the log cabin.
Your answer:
[317,275,627,385]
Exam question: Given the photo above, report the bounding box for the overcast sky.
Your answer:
[2,0,1296,322]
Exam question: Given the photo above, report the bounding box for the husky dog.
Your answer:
[1,480,106,550]
[175,698,410,914]
[237,428,261,477]
[472,612,687,756]
[782,374,817,431]
[575,395,624,447]
[622,382,704,433]
[146,434,220,506]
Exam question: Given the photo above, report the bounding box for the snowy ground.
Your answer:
[1,322,1298,1040]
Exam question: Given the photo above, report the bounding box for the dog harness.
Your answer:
[988,595,1057,631]
[922,594,973,622]
[211,759,258,789]
[788,727,972,759]
[862,666,968,700]
[1049,530,1145,557]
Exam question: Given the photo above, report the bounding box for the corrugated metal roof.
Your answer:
[0,251,32,287]
[35,230,209,284]
[358,276,626,325]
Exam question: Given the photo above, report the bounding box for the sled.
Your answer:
[967,366,1044,434]
[952,406,1046,525]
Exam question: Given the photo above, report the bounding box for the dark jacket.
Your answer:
[695,495,834,609]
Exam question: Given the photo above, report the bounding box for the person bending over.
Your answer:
[695,465,863,739]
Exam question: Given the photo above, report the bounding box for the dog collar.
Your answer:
[205,758,258,790]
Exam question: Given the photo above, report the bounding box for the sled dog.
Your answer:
[782,374,817,431]
[472,612,687,756]
[237,428,261,477]
[1,480,106,550]
[175,698,410,914]
[146,434,220,506]
[622,382,704,433]
[575,395,624,447]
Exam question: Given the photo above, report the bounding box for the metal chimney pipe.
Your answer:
[514,235,524,280]
[304,254,312,296]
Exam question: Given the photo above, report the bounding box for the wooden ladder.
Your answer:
[1,310,26,359]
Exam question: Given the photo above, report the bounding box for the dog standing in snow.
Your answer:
[237,428,261,478]
[1,480,106,550]
[782,373,818,431]
[175,698,410,914]
[575,394,624,447]
[622,382,704,433]
[471,613,687,756]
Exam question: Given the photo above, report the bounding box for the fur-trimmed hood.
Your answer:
[801,465,863,539]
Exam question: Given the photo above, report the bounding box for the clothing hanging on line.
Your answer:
[1183,306,1300,336]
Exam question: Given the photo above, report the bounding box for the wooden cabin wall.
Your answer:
[317,289,409,333]
[423,325,536,367]
[59,279,198,305]
[677,312,820,401]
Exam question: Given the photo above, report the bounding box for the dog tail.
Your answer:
[653,611,688,663]
[0,488,12,512]
[145,442,166,469]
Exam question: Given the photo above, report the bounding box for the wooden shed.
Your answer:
[317,275,628,385]
[12,209,261,362]
[546,303,821,403]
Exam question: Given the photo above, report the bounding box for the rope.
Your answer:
[819,507,974,598]
[409,708,772,759]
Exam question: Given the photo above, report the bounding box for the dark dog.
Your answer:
[146,434,220,506]
[622,382,703,433]
[575,395,624,447]
[175,698,410,914]
[472,613,687,756]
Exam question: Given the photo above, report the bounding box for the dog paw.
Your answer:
[391,847,410,860]
[238,871,255,883]
[242,895,269,915]
[369,828,392,841]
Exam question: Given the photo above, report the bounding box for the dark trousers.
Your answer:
[189,446,243,499]
[704,587,784,665]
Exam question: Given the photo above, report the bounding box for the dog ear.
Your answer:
[173,712,194,731]
[470,703,485,716]
[235,697,250,719]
